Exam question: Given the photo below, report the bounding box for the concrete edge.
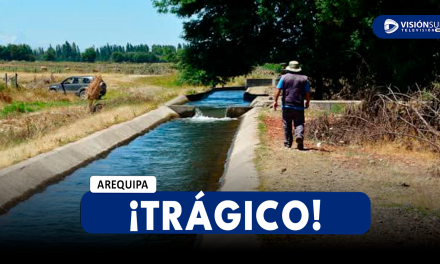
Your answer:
[168,105,196,118]
[186,87,246,102]
[197,107,262,251]
[164,95,189,106]
[213,86,246,91]
[250,96,363,109]
[0,99,186,214]
[225,106,253,118]
[219,107,260,192]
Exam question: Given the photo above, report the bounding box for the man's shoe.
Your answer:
[296,138,304,150]
[284,143,292,148]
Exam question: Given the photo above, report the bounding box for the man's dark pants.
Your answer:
[282,108,305,147]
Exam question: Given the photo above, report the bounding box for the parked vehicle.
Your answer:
[49,76,107,99]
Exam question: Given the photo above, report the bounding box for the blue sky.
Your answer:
[0,0,184,50]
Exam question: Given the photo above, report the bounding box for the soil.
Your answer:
[256,109,440,252]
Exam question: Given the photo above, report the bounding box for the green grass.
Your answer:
[103,89,126,100]
[261,63,283,74]
[186,89,199,95]
[257,110,268,137]
[255,110,270,186]
[330,103,345,114]
[1,101,81,116]
[140,74,182,88]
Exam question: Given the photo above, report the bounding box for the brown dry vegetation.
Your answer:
[256,107,440,251]
[308,87,440,153]
[0,68,208,170]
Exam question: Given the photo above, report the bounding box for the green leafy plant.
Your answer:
[261,63,283,74]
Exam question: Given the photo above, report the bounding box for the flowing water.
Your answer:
[0,90,249,251]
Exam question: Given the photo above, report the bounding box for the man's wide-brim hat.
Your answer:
[285,61,302,72]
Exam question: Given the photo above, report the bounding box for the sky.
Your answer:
[0,0,184,50]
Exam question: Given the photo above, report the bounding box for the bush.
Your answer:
[177,65,219,87]
[308,86,440,152]
[82,47,97,63]
[111,52,125,63]
[261,63,283,74]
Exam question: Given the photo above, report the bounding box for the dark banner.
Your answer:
[373,15,440,39]
[81,191,371,234]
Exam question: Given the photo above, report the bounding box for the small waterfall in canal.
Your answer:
[0,90,249,251]
[190,108,236,122]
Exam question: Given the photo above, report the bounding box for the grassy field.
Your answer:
[0,61,209,170]
[0,61,174,75]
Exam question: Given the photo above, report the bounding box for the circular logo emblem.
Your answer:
[384,19,399,34]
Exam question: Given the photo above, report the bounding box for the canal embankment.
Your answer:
[0,89,250,250]
[198,107,262,251]
[0,96,188,214]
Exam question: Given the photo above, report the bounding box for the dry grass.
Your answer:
[308,87,440,153]
[257,108,440,213]
[0,67,208,170]
[0,90,184,169]
[0,104,154,168]
[226,66,279,86]
[0,61,174,75]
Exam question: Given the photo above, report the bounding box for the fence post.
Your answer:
[4,73,7,88]
[15,73,18,89]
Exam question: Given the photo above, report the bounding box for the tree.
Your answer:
[111,51,125,62]
[43,45,57,61]
[82,47,97,62]
[153,0,440,96]
[0,44,35,61]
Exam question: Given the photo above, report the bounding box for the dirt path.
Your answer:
[256,108,440,252]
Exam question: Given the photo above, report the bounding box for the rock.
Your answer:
[280,168,287,174]
[400,182,410,187]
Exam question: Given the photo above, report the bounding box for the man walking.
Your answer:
[273,61,311,150]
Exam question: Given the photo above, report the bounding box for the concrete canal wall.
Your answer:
[186,86,246,101]
[0,97,186,214]
[246,78,276,88]
[250,96,362,110]
[198,108,262,251]
[0,88,253,214]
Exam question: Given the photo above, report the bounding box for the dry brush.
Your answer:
[308,86,440,153]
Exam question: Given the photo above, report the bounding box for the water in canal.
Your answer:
[0,90,249,251]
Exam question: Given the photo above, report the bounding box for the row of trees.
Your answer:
[0,44,35,61]
[97,43,183,62]
[0,42,184,63]
[153,0,440,98]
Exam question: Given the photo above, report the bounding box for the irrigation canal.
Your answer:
[0,90,250,250]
